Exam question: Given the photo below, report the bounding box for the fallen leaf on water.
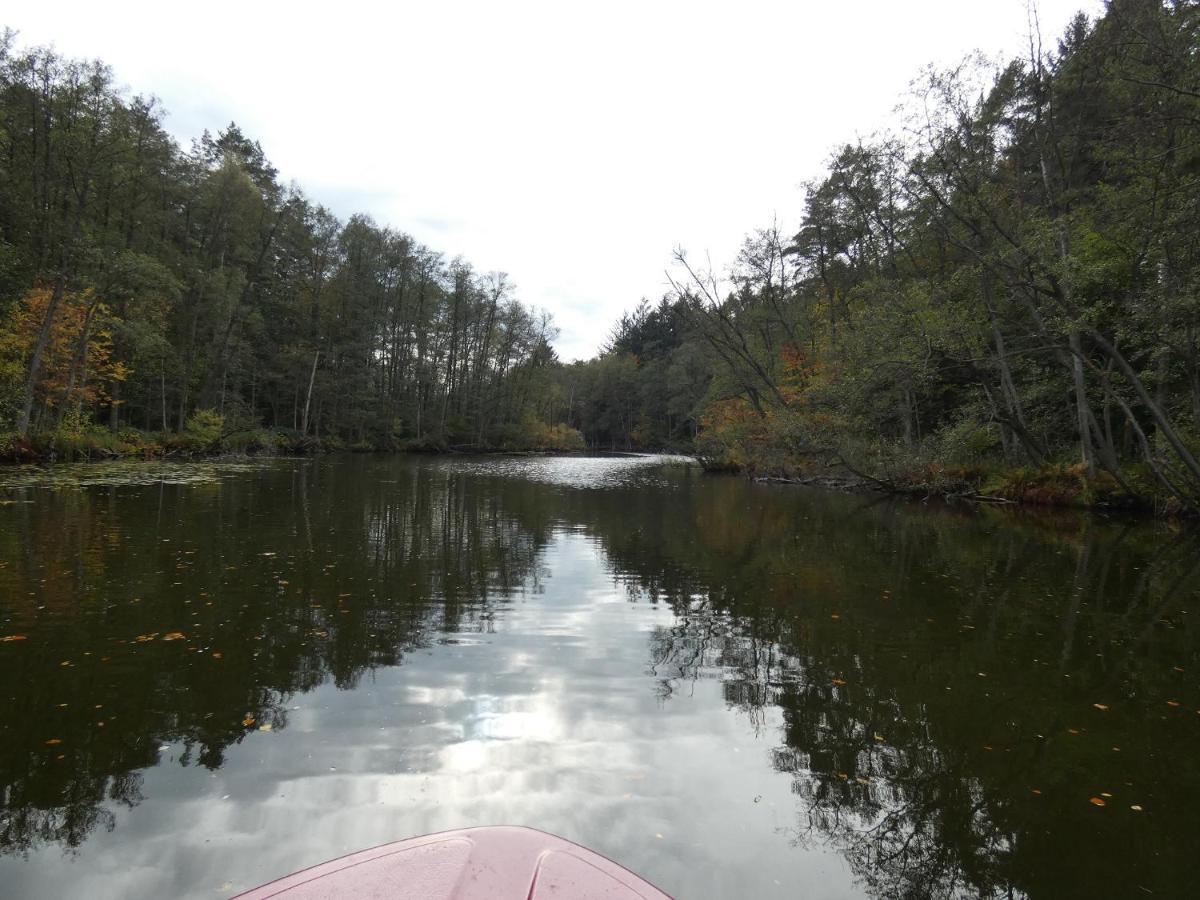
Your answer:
[1130,804,1144,812]
[242,715,256,727]
[1068,728,1080,735]
[1,634,27,642]
[837,772,849,780]
[1089,796,1107,807]
[831,678,847,686]
[1166,700,1180,708]
[830,614,840,620]
[1031,789,1042,795]
[874,733,885,742]
[162,632,185,641]
[212,651,223,659]
[258,724,273,732]
[45,738,62,746]
[1093,703,1109,711]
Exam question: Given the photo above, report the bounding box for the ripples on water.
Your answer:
[0,453,1196,899]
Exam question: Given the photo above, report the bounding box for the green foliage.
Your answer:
[182,409,224,450]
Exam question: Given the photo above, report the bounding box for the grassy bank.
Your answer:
[0,412,589,464]
[699,439,1195,519]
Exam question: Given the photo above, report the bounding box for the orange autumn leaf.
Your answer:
[1089,796,1107,807]
[242,715,255,727]
[45,738,62,746]
[162,632,185,641]
[1093,703,1109,711]
[1,634,28,642]
[0,285,126,409]
[831,678,847,686]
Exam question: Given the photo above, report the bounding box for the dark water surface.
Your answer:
[0,454,1197,899]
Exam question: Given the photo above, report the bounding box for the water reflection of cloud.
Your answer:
[0,482,858,900]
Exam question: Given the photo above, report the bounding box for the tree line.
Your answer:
[0,29,575,455]
[4,2,1200,513]
[565,0,1200,513]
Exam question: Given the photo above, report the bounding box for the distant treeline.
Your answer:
[3,2,1200,512]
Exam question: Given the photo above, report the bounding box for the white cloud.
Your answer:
[5,0,1101,360]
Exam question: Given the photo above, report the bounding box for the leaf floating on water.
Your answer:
[1,634,27,642]
[1130,804,1144,812]
[1089,796,1107,807]
[1093,703,1109,711]
[831,678,847,686]
[1166,700,1181,708]
[162,632,185,641]
[837,772,849,780]
[134,633,159,642]
[45,738,62,746]
[874,733,885,742]
[830,614,840,620]
[242,714,256,727]
[258,723,273,732]
[212,651,223,659]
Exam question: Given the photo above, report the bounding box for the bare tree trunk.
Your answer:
[301,349,320,436]
[1069,331,1096,473]
[54,292,103,430]
[16,278,66,435]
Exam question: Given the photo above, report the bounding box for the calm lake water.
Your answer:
[0,454,1197,899]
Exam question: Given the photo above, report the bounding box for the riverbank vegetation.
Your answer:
[0,29,577,460]
[562,1,1200,515]
[3,3,1200,514]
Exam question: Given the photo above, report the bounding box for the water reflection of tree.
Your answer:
[617,480,1199,899]
[0,459,552,854]
[1,460,1197,898]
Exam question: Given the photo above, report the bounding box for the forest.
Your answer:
[2,1,1199,513]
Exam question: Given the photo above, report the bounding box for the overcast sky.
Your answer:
[6,0,1100,360]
